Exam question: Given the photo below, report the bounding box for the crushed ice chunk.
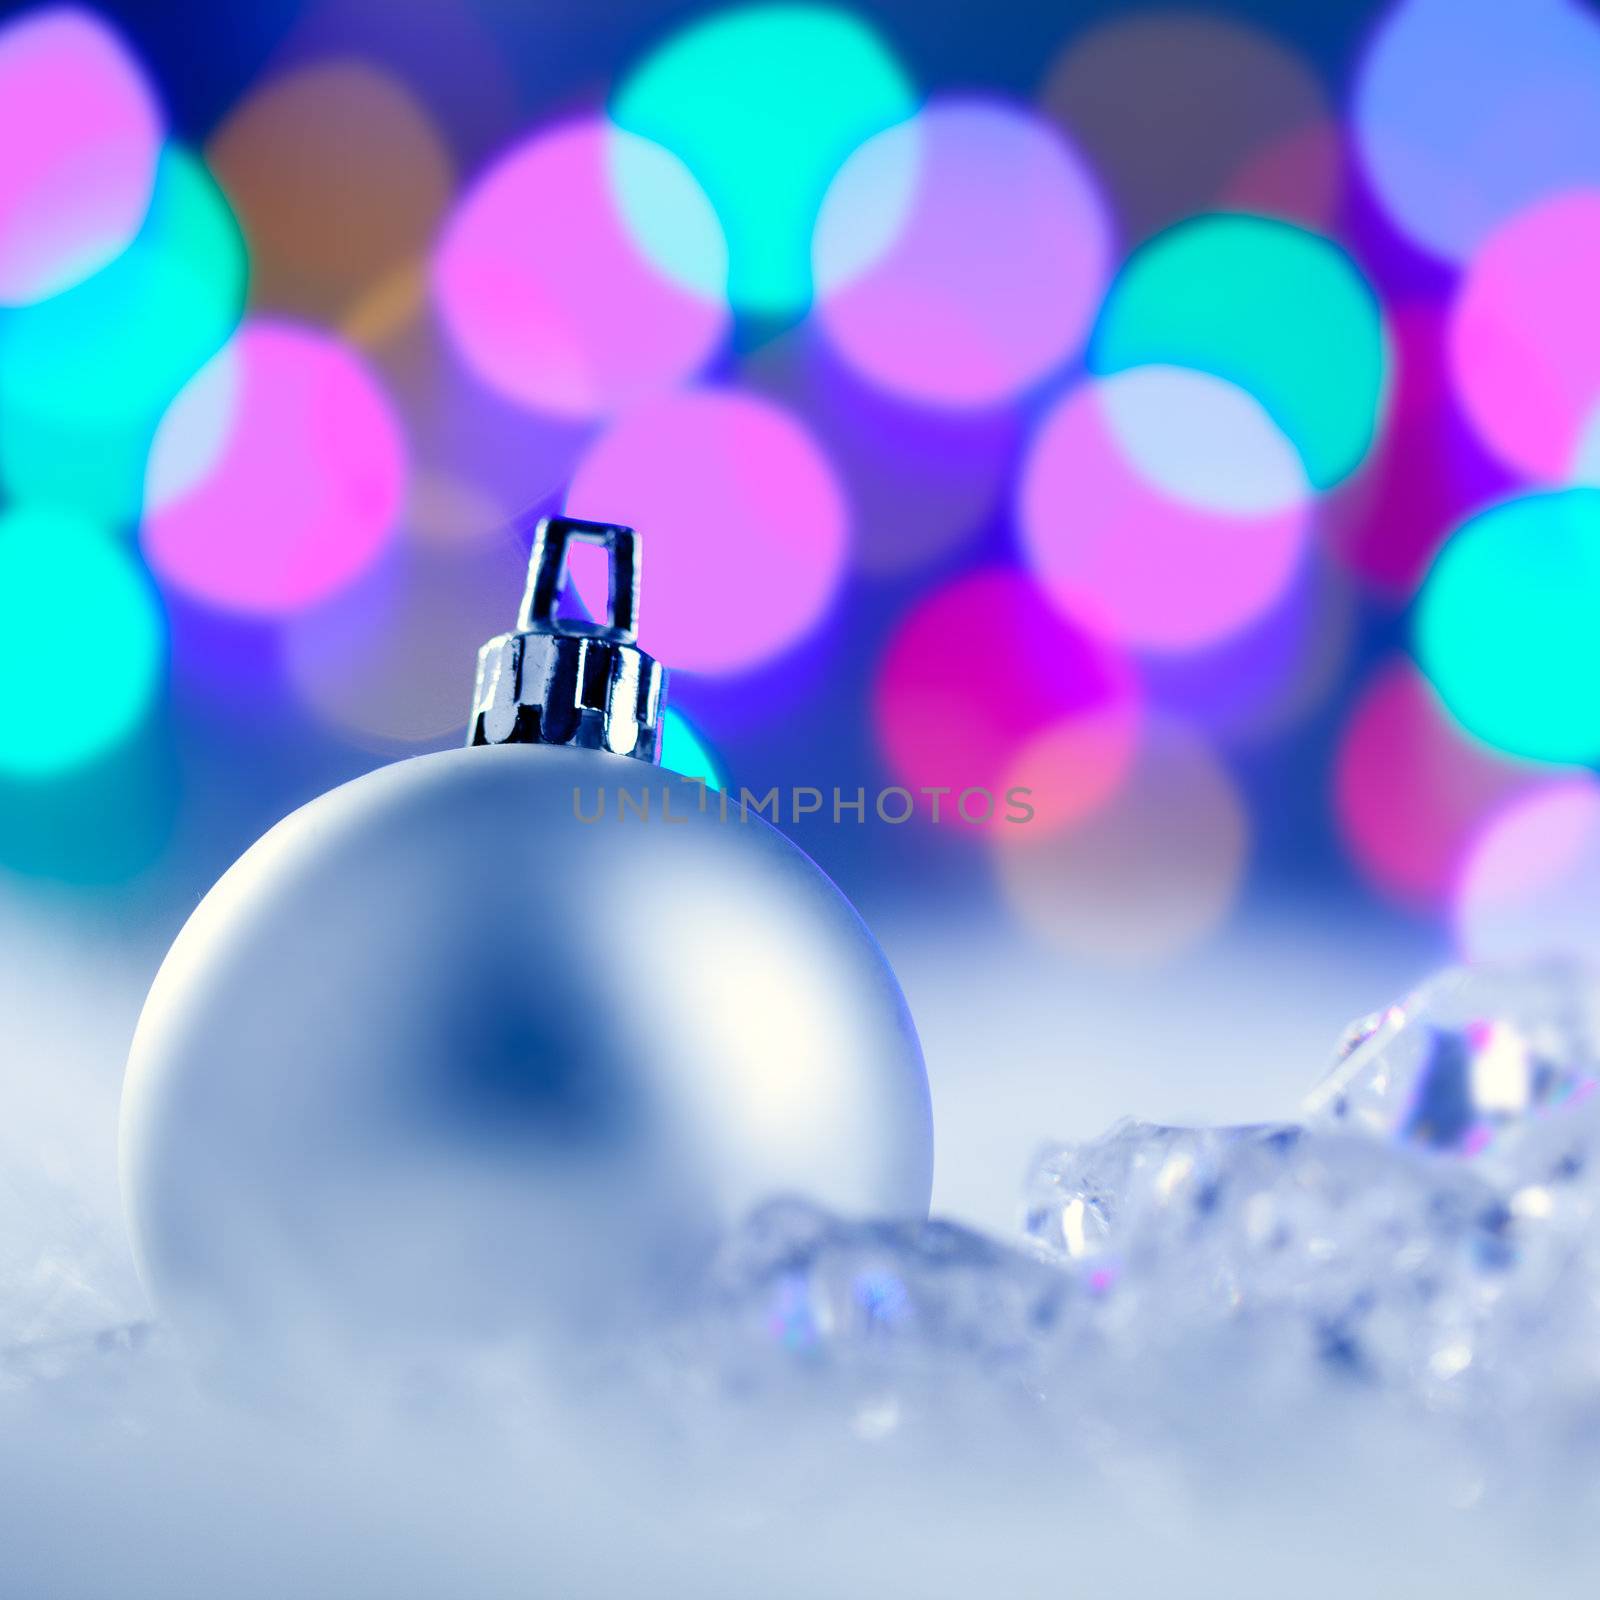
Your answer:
[1021,1119,1300,1270]
[1305,962,1600,1168]
[623,964,1600,1449]
[1020,1119,1515,1390]
[689,1197,1077,1390]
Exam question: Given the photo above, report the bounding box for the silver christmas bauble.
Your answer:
[121,744,932,1339]
[120,517,931,1342]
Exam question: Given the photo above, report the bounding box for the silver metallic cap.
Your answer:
[468,515,666,762]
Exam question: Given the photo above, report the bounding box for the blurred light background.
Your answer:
[4,0,1600,1232]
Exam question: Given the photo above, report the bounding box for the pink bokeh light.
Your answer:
[873,567,1139,825]
[1334,658,1554,912]
[564,387,848,675]
[813,99,1112,408]
[1018,371,1310,652]
[1450,191,1600,482]
[142,319,407,616]
[0,7,162,305]
[1455,777,1600,962]
[433,116,727,421]
[1219,119,1345,229]
[997,708,1141,839]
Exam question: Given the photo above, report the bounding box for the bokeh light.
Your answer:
[564,387,848,675]
[0,721,174,883]
[353,298,592,526]
[0,0,1590,958]
[813,98,1112,408]
[0,145,245,520]
[208,59,453,322]
[283,523,526,750]
[659,709,726,791]
[611,2,914,316]
[1040,12,1342,243]
[1098,365,1308,516]
[1327,302,1515,598]
[873,567,1138,824]
[0,506,163,779]
[742,325,1018,576]
[0,6,161,305]
[1334,658,1554,912]
[402,469,513,551]
[1456,777,1600,962]
[1355,0,1600,262]
[142,318,407,616]
[1138,552,1353,746]
[994,719,1247,964]
[1449,193,1600,483]
[996,708,1141,840]
[279,0,523,166]
[1018,368,1310,652]
[1415,490,1600,764]
[433,116,726,420]
[1090,214,1386,489]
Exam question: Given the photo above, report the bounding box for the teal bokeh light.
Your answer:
[611,3,915,316]
[659,707,726,791]
[1416,490,1600,765]
[0,505,166,778]
[1091,213,1386,489]
[0,145,246,522]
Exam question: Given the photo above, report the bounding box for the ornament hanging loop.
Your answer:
[469,514,667,761]
[519,515,640,642]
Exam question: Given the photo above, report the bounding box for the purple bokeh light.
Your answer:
[1137,552,1352,746]
[1328,301,1515,596]
[1354,0,1600,263]
[813,99,1112,409]
[742,326,1019,576]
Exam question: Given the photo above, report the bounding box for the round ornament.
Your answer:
[121,517,931,1342]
